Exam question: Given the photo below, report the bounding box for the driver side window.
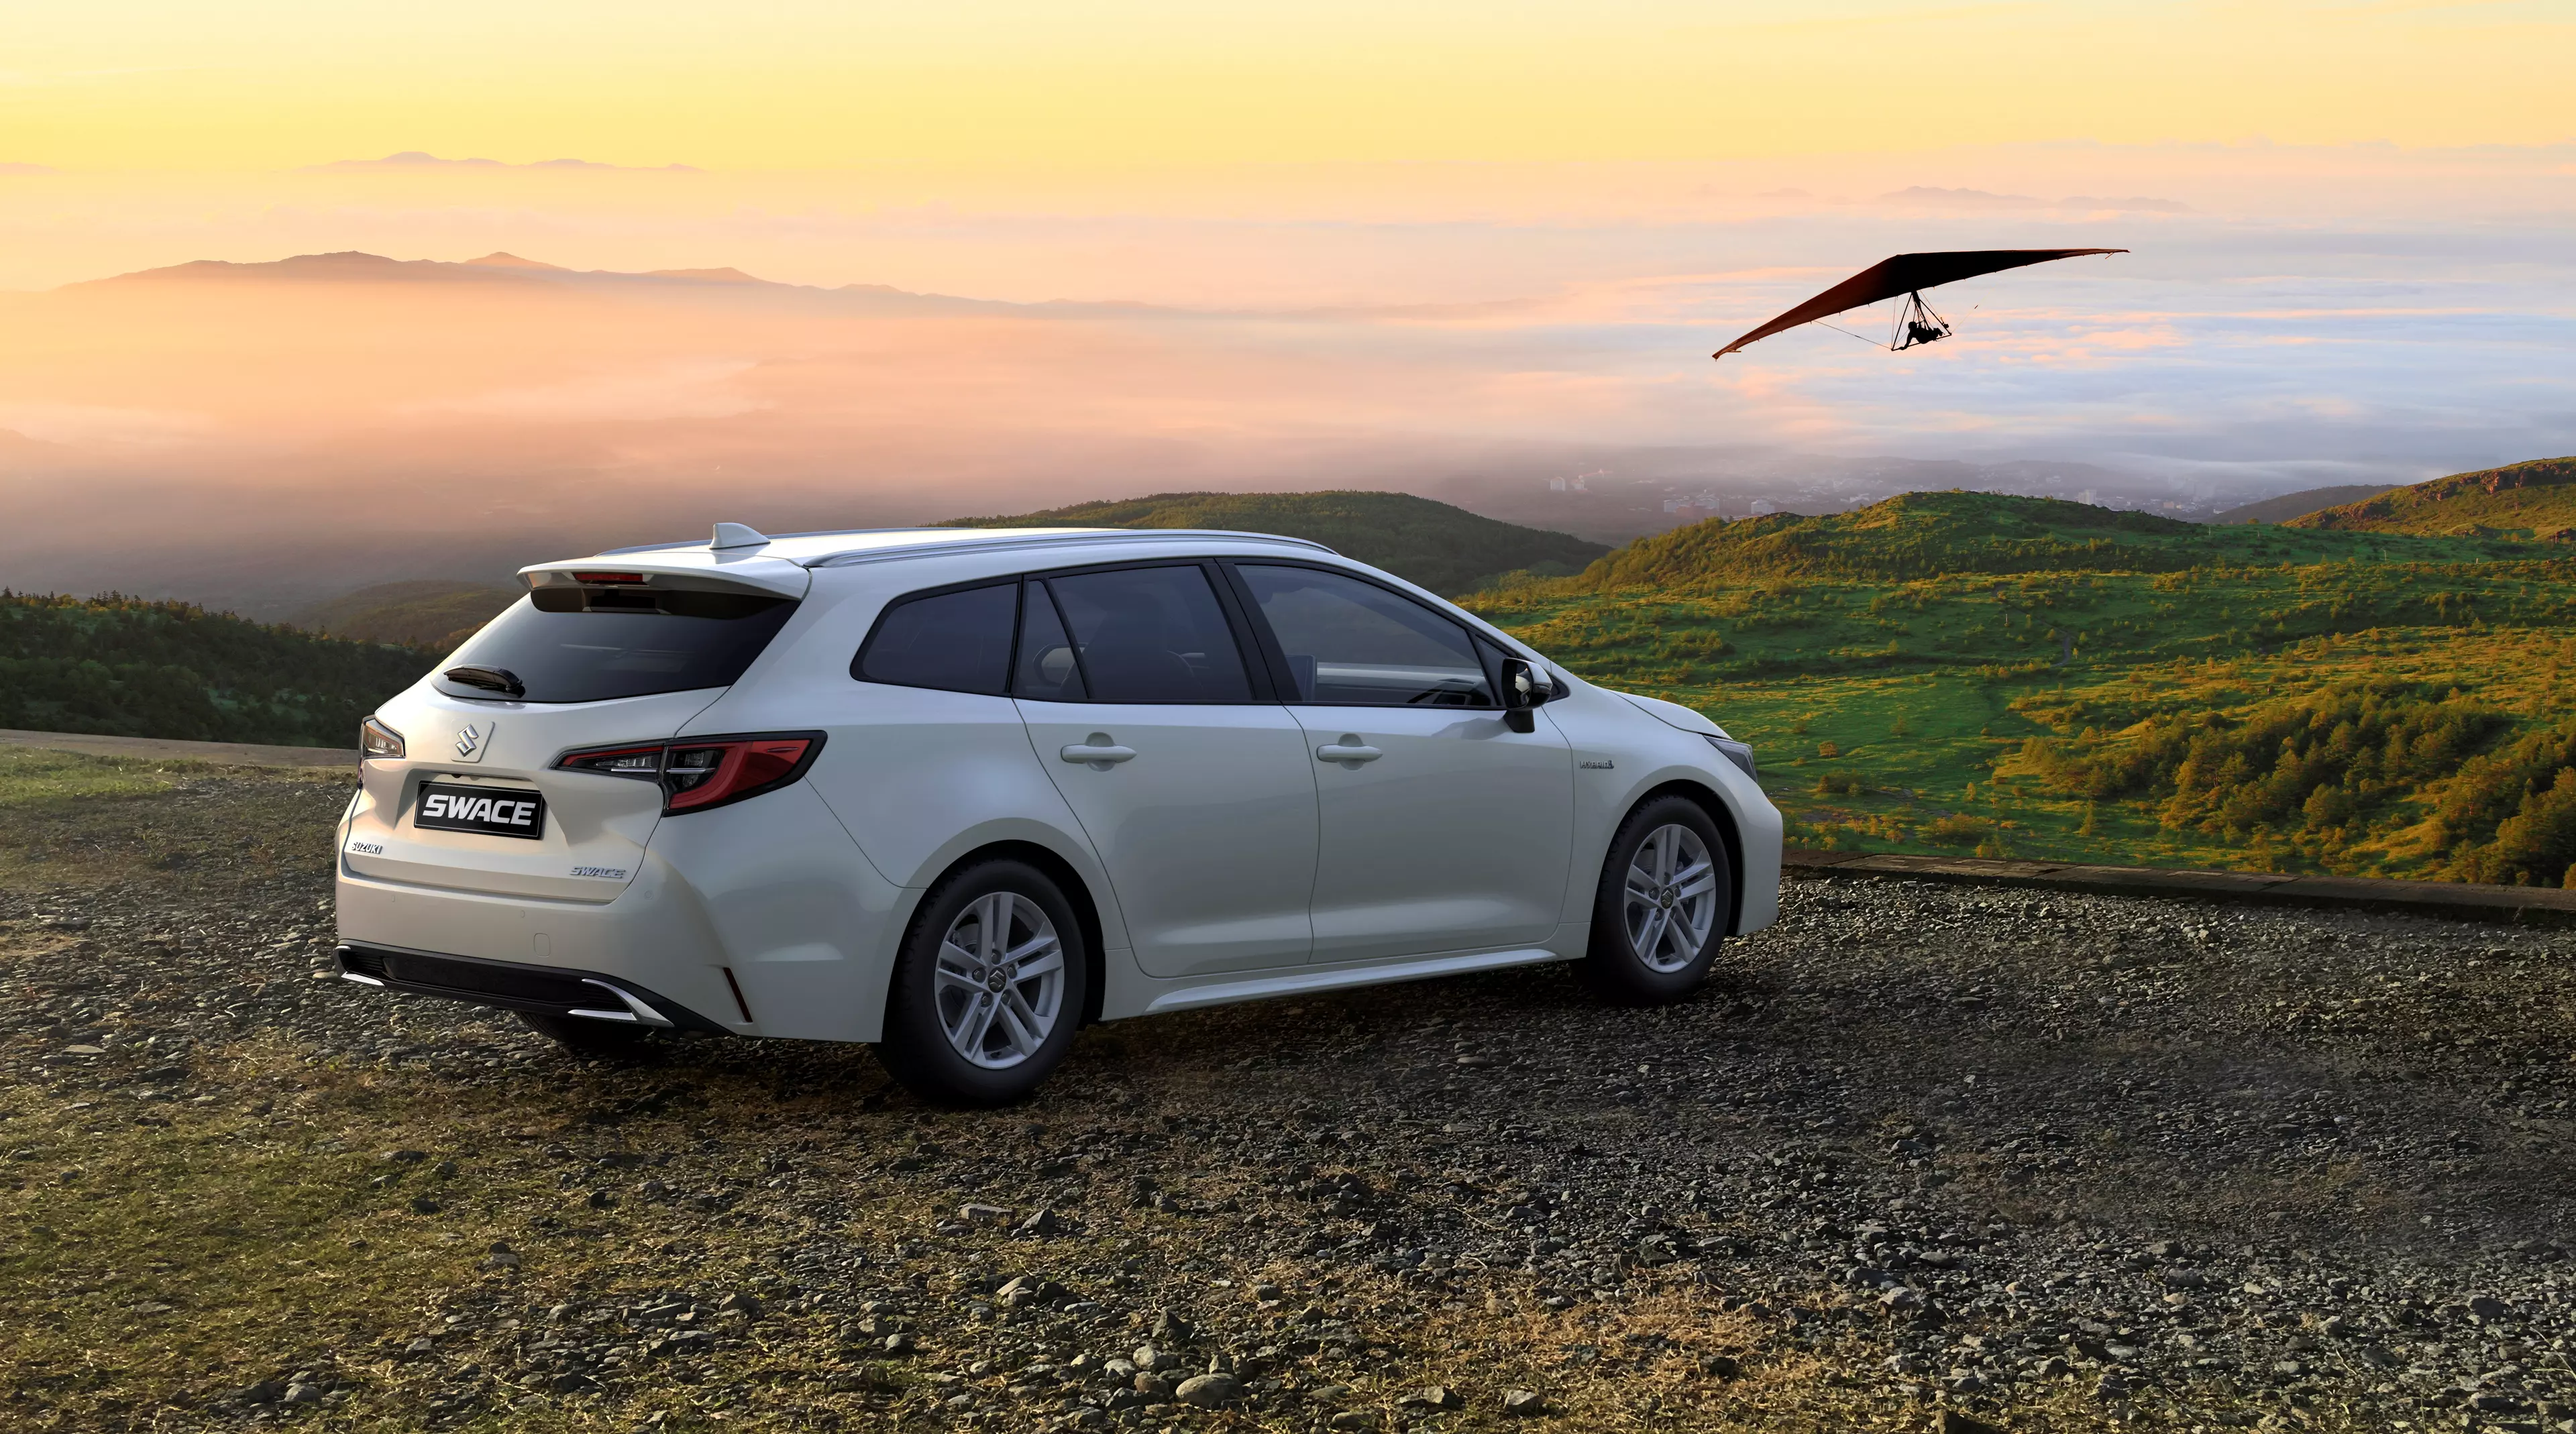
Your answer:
[1236,564,1496,708]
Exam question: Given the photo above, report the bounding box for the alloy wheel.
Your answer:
[933,891,1066,1069]
[1621,822,1718,973]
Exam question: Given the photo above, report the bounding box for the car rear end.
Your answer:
[333,552,873,1038]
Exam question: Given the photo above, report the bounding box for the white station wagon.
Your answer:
[335,523,1782,1104]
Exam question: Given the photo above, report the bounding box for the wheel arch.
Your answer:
[909,839,1110,1027]
[1619,779,1749,938]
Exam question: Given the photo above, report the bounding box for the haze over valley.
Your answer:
[5,140,2570,615]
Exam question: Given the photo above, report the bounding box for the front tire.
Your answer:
[1579,795,1731,1003]
[878,859,1089,1107]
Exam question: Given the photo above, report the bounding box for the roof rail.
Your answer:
[594,526,1338,566]
[802,528,1339,568]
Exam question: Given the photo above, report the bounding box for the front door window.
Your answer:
[1234,565,1495,708]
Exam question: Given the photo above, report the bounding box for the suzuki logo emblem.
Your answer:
[453,722,492,762]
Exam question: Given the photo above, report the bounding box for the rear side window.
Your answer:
[854,583,1018,694]
[1044,565,1253,703]
[436,587,800,704]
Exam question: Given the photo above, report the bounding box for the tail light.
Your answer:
[552,732,824,815]
[360,715,405,759]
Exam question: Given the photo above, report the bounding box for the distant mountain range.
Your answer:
[940,491,1608,597]
[66,247,1153,317]
[268,492,1609,653]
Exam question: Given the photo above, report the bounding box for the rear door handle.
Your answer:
[1316,741,1382,765]
[1061,740,1136,767]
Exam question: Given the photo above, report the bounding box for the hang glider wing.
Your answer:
[1712,248,2127,360]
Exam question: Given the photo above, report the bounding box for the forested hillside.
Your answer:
[1471,487,2576,887]
[292,579,516,650]
[0,593,427,747]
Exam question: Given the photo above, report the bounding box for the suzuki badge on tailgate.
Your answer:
[415,781,547,839]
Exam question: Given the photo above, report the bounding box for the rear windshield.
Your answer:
[435,587,800,704]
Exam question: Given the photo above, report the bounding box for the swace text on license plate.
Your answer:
[414,782,547,840]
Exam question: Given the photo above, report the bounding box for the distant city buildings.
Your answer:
[1658,486,1726,521]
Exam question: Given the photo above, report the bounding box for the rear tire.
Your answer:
[1578,794,1731,1003]
[518,1010,653,1056]
[878,859,1089,1107]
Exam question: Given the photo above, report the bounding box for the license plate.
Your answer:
[415,782,547,840]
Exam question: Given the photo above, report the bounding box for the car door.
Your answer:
[1228,561,1574,965]
[1013,562,1320,979]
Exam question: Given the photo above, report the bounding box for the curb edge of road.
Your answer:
[1783,848,2576,926]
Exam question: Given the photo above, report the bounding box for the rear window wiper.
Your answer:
[443,665,526,698]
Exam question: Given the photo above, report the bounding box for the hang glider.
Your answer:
[1712,248,2127,360]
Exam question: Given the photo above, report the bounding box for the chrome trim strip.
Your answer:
[1142,946,1563,1015]
[339,971,386,987]
[579,978,676,1028]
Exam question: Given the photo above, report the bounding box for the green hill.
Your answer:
[2206,484,2399,525]
[2289,456,2576,539]
[938,490,1607,596]
[1562,488,2507,588]
[292,579,518,651]
[0,592,427,748]
[1468,487,2576,887]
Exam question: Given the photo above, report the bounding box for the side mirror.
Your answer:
[1500,657,1547,733]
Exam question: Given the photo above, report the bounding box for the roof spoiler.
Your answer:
[517,549,810,599]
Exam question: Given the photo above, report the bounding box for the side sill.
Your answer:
[1142,947,1564,1015]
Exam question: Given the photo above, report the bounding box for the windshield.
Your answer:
[435,587,800,704]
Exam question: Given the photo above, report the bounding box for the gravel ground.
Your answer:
[2,763,2573,1433]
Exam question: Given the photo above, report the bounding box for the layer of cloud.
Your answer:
[1881,186,2191,213]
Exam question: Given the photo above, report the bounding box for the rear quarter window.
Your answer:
[435,587,800,704]
[852,582,1018,694]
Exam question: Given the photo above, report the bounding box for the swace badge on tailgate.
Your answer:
[415,782,547,840]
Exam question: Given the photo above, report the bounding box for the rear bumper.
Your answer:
[335,942,735,1034]
[333,782,913,1043]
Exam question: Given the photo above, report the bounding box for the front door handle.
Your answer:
[1061,736,1136,768]
[1316,739,1383,765]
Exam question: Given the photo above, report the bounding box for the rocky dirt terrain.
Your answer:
[1,753,2572,1433]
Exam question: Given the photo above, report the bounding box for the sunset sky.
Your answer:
[3,2,2572,608]
[11,1,2575,170]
